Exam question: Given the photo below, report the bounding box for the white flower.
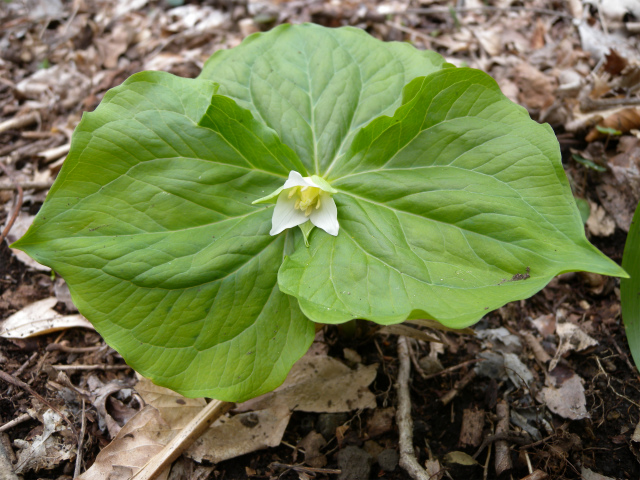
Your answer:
[253,171,339,237]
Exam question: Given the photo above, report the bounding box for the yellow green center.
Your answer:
[288,186,322,216]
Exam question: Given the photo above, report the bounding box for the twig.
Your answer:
[396,336,431,480]
[422,359,480,380]
[74,399,86,478]
[0,111,40,134]
[38,143,70,162]
[270,462,341,474]
[473,432,533,460]
[406,5,573,19]
[46,343,107,353]
[494,401,512,476]
[132,399,233,480]
[522,332,551,364]
[0,413,32,433]
[482,442,492,480]
[407,338,428,379]
[0,162,23,244]
[0,181,53,191]
[13,351,38,377]
[440,369,477,405]
[594,357,640,408]
[51,364,132,371]
[0,369,78,437]
[0,436,19,480]
[580,96,640,113]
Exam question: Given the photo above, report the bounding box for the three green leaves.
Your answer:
[12,24,626,401]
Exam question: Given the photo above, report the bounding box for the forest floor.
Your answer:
[1,0,640,479]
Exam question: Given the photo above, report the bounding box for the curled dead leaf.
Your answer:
[586,108,640,141]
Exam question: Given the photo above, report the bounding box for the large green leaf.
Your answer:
[622,202,640,370]
[278,68,627,328]
[12,71,315,401]
[198,23,447,175]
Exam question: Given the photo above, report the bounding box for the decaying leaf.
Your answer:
[78,405,172,480]
[550,322,598,371]
[503,353,534,389]
[513,61,557,110]
[298,431,327,468]
[0,297,94,339]
[135,376,292,464]
[186,405,292,464]
[88,375,141,439]
[586,201,616,237]
[442,451,479,466]
[135,376,206,429]
[586,108,640,141]
[530,313,556,337]
[539,374,589,420]
[13,410,76,474]
[237,355,377,413]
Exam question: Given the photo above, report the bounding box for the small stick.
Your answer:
[494,401,512,476]
[0,181,53,191]
[482,442,492,480]
[522,332,551,364]
[422,359,480,380]
[397,336,431,480]
[132,399,233,480]
[0,436,19,480]
[440,369,476,405]
[473,432,533,459]
[0,413,32,433]
[0,162,23,244]
[73,399,86,478]
[46,343,106,353]
[0,112,40,134]
[51,364,132,371]
[13,352,38,377]
[270,462,341,474]
[406,5,573,19]
[38,143,70,162]
[407,338,428,379]
[21,131,56,139]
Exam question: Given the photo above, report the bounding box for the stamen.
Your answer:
[295,199,301,210]
[288,187,298,199]
[316,196,321,209]
[305,206,312,216]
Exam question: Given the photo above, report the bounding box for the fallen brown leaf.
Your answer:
[186,405,291,464]
[78,405,171,480]
[236,355,377,413]
[539,374,589,420]
[586,108,640,141]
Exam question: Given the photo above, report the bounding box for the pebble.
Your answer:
[316,412,348,440]
[377,449,399,472]
[337,446,373,480]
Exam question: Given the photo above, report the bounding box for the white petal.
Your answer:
[281,171,316,190]
[309,193,339,236]
[270,191,309,235]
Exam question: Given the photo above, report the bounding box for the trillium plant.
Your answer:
[13,24,627,402]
